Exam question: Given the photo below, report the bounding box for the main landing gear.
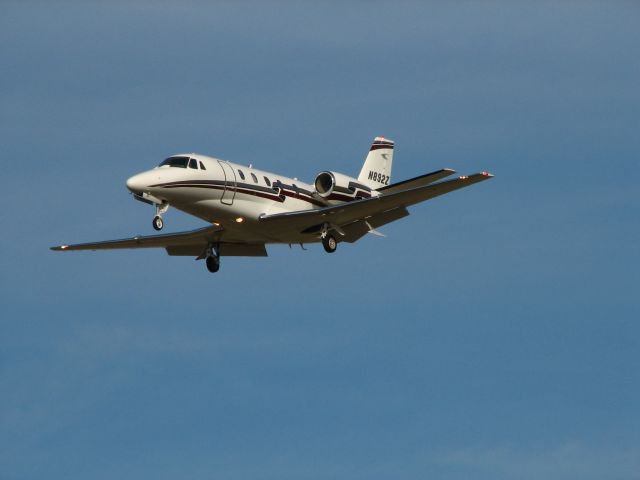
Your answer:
[152,202,169,231]
[205,245,220,273]
[206,255,220,273]
[152,215,163,231]
[321,233,338,253]
[320,222,339,253]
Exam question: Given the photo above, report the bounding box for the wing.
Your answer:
[260,172,493,241]
[51,225,267,257]
[376,168,456,195]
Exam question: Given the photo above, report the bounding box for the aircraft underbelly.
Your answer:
[165,189,319,243]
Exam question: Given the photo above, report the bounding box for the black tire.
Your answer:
[206,255,220,273]
[322,234,337,253]
[152,215,163,231]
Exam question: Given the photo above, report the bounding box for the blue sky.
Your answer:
[1,2,639,479]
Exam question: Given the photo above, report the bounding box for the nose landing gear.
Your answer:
[152,203,170,231]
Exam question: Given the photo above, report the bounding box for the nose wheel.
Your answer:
[151,202,169,231]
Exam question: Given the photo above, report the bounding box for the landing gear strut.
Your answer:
[152,202,169,231]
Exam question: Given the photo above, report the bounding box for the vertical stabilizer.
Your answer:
[358,136,394,189]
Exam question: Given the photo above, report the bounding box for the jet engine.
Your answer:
[314,171,372,200]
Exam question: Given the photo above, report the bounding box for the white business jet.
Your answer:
[52,137,493,272]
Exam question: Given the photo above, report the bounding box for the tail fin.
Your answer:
[358,136,394,189]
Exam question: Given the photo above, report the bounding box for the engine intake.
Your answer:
[314,171,372,200]
[314,171,337,197]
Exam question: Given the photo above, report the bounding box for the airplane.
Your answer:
[51,136,493,273]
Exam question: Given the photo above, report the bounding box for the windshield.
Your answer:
[159,156,189,168]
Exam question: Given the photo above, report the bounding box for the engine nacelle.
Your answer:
[314,171,372,200]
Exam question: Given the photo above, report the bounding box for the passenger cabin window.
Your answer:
[199,161,206,170]
[238,170,246,180]
[159,156,189,168]
[189,158,198,169]
[264,176,271,187]
[251,173,258,183]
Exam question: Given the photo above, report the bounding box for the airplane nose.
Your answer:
[126,173,146,194]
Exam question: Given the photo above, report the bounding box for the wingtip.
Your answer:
[459,172,495,181]
[51,245,68,251]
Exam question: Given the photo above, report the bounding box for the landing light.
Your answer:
[212,222,220,226]
[235,217,244,223]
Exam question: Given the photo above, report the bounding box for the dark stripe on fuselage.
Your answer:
[279,189,325,206]
[151,179,275,195]
[157,182,285,203]
[150,179,224,188]
[150,179,335,207]
[327,192,354,202]
[333,185,353,194]
[348,181,372,192]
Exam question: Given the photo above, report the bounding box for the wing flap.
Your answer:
[165,245,206,256]
[165,243,267,257]
[218,243,267,257]
[341,207,410,243]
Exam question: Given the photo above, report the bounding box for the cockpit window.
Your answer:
[159,156,189,168]
[251,173,258,183]
[199,161,206,170]
[188,158,198,169]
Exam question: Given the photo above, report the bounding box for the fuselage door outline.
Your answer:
[217,160,237,205]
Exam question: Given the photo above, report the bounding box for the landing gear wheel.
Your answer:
[152,215,164,231]
[322,234,337,253]
[206,255,220,273]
